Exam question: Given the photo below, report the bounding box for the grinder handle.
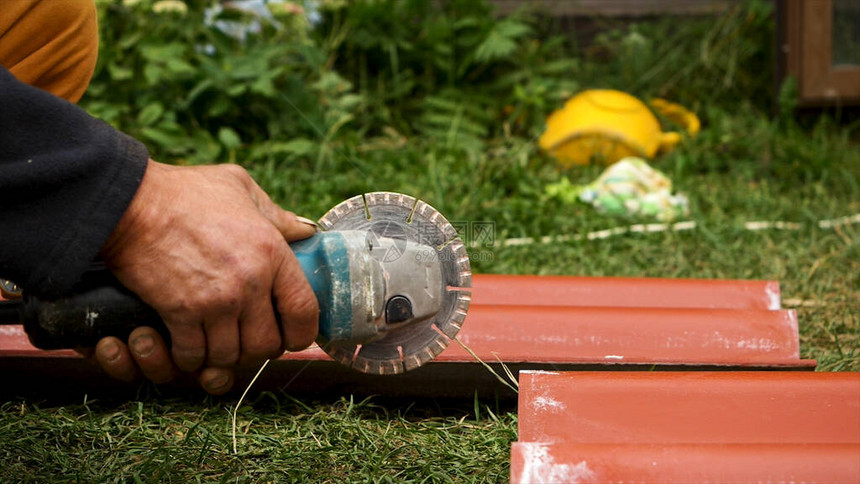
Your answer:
[21,269,167,350]
[21,232,347,350]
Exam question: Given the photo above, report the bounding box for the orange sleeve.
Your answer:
[0,0,99,103]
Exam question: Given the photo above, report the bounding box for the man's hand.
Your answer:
[93,160,319,394]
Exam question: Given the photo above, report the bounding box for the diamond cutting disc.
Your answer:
[317,192,472,375]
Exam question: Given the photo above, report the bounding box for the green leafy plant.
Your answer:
[84,0,353,163]
[327,0,577,144]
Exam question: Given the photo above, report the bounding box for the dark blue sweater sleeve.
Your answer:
[0,66,149,296]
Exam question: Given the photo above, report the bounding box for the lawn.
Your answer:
[1,0,857,481]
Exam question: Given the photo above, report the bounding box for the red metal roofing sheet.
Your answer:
[0,305,813,367]
[441,305,806,366]
[471,274,781,309]
[510,442,860,484]
[518,371,860,444]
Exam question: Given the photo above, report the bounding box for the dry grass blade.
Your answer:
[454,337,519,394]
[232,358,270,454]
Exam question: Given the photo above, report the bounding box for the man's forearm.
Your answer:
[0,66,148,296]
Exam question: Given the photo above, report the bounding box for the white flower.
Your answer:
[153,0,188,15]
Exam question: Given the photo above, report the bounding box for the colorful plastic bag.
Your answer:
[546,157,689,221]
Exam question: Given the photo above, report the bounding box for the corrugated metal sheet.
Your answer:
[0,304,812,367]
[0,275,810,369]
[0,274,817,399]
[443,305,807,366]
[511,443,860,483]
[514,371,860,483]
[517,371,860,444]
[471,274,782,309]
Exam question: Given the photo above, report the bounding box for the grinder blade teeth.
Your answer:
[447,240,473,287]
[456,291,471,314]
[324,345,357,367]
[351,356,371,374]
[404,354,425,371]
[414,200,456,236]
[318,194,365,230]
[365,192,416,214]
[319,191,472,375]
[403,333,451,372]
[439,291,471,332]
[354,357,404,375]
[439,225,458,245]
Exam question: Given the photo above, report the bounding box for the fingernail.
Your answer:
[131,334,155,358]
[100,341,121,362]
[296,216,318,229]
[205,374,230,391]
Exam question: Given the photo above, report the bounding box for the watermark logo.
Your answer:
[451,221,496,248]
[451,221,469,241]
[364,219,497,264]
[450,220,496,263]
[365,219,408,263]
[470,221,495,247]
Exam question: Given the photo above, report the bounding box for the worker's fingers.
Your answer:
[238,296,284,364]
[128,327,177,384]
[168,320,207,372]
[199,366,235,395]
[280,211,318,242]
[203,314,241,367]
[244,180,317,242]
[95,336,138,382]
[267,207,317,242]
[272,249,319,351]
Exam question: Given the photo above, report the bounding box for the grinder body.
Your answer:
[15,231,410,350]
[2,192,471,375]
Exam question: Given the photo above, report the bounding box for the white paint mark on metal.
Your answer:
[604,355,624,360]
[784,311,800,358]
[734,338,779,352]
[0,326,25,336]
[532,395,566,412]
[765,282,782,310]
[518,444,596,484]
[703,331,781,352]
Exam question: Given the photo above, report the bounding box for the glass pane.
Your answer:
[833,0,860,66]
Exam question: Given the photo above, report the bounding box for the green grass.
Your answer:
[2,0,859,481]
[0,395,515,482]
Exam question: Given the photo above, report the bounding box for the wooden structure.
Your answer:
[778,0,860,106]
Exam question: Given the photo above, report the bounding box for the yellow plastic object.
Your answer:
[538,90,699,166]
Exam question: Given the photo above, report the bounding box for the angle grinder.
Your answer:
[0,192,472,375]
